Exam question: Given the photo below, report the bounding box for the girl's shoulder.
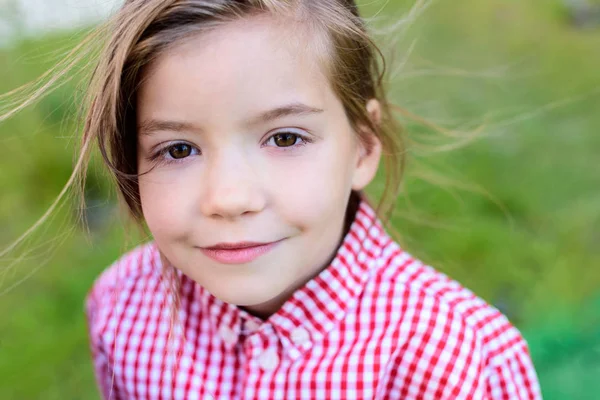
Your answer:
[85,242,164,332]
[87,242,161,299]
[373,240,530,366]
[359,238,541,398]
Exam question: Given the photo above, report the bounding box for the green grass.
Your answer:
[1,0,599,398]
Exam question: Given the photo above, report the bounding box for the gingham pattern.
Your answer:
[86,200,542,399]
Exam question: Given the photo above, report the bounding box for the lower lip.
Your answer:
[199,241,282,264]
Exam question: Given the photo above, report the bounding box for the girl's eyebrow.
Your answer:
[139,102,324,136]
[248,102,324,126]
[138,120,198,137]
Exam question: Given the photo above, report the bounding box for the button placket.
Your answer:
[243,324,281,371]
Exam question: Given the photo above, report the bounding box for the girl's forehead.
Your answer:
[146,14,330,82]
[138,15,334,119]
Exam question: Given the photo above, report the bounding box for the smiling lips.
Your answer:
[199,240,283,264]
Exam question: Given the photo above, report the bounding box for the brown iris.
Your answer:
[168,143,192,159]
[273,133,298,147]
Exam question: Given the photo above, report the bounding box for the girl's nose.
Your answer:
[199,152,266,219]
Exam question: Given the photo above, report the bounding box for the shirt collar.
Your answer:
[177,196,389,360]
[269,197,388,360]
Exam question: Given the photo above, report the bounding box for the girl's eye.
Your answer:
[149,142,200,164]
[273,133,298,147]
[167,143,193,159]
[265,131,310,148]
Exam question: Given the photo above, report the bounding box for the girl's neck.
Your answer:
[343,190,361,238]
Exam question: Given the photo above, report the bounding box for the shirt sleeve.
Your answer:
[85,287,122,400]
[485,339,542,400]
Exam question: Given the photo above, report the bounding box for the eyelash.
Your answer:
[148,130,313,165]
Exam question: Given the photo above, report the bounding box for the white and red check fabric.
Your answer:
[86,200,542,399]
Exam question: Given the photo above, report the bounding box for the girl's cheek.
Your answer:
[139,173,195,238]
[271,157,349,219]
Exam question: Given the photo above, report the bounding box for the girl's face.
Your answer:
[136,16,381,317]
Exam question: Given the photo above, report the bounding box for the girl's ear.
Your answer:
[352,99,383,191]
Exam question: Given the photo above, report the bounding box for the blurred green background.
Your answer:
[1,0,599,398]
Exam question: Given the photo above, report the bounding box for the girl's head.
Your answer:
[84,0,402,315]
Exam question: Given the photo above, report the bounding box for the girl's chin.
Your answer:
[207,283,288,312]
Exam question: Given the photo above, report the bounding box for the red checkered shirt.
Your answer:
[86,200,542,399]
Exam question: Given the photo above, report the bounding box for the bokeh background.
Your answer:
[1,0,599,398]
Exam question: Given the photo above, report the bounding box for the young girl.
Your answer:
[33,0,540,398]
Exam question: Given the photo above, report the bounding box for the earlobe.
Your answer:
[352,134,382,191]
[352,99,383,191]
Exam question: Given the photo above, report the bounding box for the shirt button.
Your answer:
[218,325,237,346]
[291,327,310,346]
[257,349,279,370]
[245,318,261,332]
